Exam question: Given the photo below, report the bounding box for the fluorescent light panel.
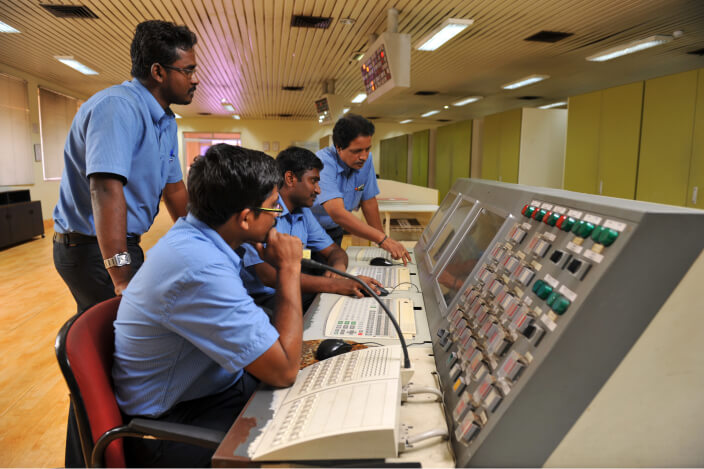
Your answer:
[416,18,474,51]
[421,110,440,117]
[539,101,567,109]
[222,103,236,112]
[351,93,367,103]
[453,96,482,106]
[232,114,241,120]
[54,56,98,75]
[174,113,182,118]
[342,108,350,114]
[0,20,19,33]
[399,119,413,124]
[586,35,673,62]
[502,74,549,90]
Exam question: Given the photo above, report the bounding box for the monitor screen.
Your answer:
[436,208,506,307]
[427,197,475,268]
[422,192,459,244]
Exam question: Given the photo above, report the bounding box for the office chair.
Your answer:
[55,296,225,467]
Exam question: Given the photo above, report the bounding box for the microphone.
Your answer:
[301,253,411,369]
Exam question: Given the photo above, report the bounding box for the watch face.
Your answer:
[116,252,131,266]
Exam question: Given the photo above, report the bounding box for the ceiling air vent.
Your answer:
[198,112,212,116]
[525,31,573,43]
[366,116,380,120]
[278,113,293,118]
[282,86,304,91]
[436,119,451,122]
[414,91,438,96]
[40,4,99,19]
[291,15,332,29]
[518,96,542,100]
[687,48,704,56]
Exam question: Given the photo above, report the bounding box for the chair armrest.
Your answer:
[127,418,225,448]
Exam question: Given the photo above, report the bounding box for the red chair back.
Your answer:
[56,296,126,468]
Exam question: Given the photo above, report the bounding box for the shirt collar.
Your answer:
[185,213,241,269]
[128,78,174,126]
[333,148,355,176]
[277,195,303,220]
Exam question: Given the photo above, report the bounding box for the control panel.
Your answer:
[416,179,704,467]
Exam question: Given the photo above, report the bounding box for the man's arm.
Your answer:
[245,229,303,387]
[253,261,376,296]
[318,242,348,273]
[323,197,386,243]
[162,180,188,221]
[90,174,131,295]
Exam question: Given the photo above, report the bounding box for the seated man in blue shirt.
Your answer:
[241,146,382,312]
[113,144,304,467]
[312,114,412,264]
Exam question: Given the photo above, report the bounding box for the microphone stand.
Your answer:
[301,258,412,370]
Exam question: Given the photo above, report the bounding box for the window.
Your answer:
[38,87,82,180]
[0,73,33,185]
[183,132,242,171]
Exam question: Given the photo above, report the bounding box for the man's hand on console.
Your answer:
[380,237,412,265]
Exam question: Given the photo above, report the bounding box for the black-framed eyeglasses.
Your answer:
[253,203,283,215]
[161,64,197,78]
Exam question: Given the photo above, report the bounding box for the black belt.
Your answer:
[53,232,141,245]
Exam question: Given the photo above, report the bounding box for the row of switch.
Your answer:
[531,279,571,315]
[521,204,620,246]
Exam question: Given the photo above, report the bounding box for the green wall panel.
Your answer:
[379,134,408,183]
[599,82,643,199]
[564,91,601,194]
[411,130,429,187]
[435,120,472,200]
[637,70,698,206]
[481,114,501,181]
[498,109,522,183]
[687,68,704,209]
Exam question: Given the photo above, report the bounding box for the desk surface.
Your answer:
[377,203,439,212]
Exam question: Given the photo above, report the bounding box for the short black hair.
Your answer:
[332,114,375,150]
[187,144,282,228]
[130,20,197,80]
[276,146,323,180]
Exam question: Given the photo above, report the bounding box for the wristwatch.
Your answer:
[104,251,131,269]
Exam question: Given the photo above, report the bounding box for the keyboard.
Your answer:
[354,247,392,261]
[325,297,416,339]
[349,266,411,290]
[250,346,402,461]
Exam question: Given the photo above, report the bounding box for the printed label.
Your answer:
[583,214,602,225]
[566,241,583,255]
[541,202,554,210]
[541,314,557,332]
[558,285,577,302]
[584,249,604,264]
[544,274,559,288]
[543,232,556,242]
[603,219,627,232]
[567,209,584,219]
[552,205,567,215]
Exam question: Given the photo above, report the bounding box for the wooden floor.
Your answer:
[0,206,173,467]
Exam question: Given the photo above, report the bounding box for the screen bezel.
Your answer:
[432,203,513,312]
[423,194,478,271]
[420,191,462,246]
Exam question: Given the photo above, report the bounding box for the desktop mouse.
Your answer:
[360,286,389,297]
[370,257,393,266]
[315,338,353,361]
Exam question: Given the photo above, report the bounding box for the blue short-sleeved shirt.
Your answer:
[311,145,380,230]
[112,213,279,417]
[240,195,334,296]
[53,78,183,236]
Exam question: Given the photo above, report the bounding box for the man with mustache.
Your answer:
[240,146,383,311]
[113,144,303,466]
[312,114,412,264]
[53,20,198,315]
[52,20,199,467]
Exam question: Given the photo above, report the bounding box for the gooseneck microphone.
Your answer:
[301,257,412,369]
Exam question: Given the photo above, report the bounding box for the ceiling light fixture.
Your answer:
[416,18,474,51]
[54,56,98,75]
[539,101,567,109]
[0,20,20,33]
[174,113,182,119]
[340,18,356,25]
[502,74,549,90]
[351,93,367,103]
[399,119,413,124]
[342,107,350,114]
[421,110,440,117]
[232,114,241,120]
[586,35,674,62]
[222,103,236,112]
[452,96,482,106]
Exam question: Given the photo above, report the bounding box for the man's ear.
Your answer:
[150,63,166,84]
[284,170,297,187]
[237,209,252,230]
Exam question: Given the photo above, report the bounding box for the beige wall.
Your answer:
[0,62,90,219]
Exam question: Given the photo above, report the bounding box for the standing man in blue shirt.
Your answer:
[53,20,198,315]
[241,146,383,311]
[113,144,303,467]
[312,114,412,264]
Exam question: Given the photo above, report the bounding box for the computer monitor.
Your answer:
[421,191,460,245]
[435,207,506,308]
[425,196,475,270]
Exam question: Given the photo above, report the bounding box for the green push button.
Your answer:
[524,206,536,218]
[546,291,560,307]
[546,212,560,226]
[533,209,547,221]
[577,222,595,238]
[591,225,605,242]
[552,296,571,315]
[598,228,619,246]
[532,279,544,294]
[534,281,553,300]
[571,220,584,234]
